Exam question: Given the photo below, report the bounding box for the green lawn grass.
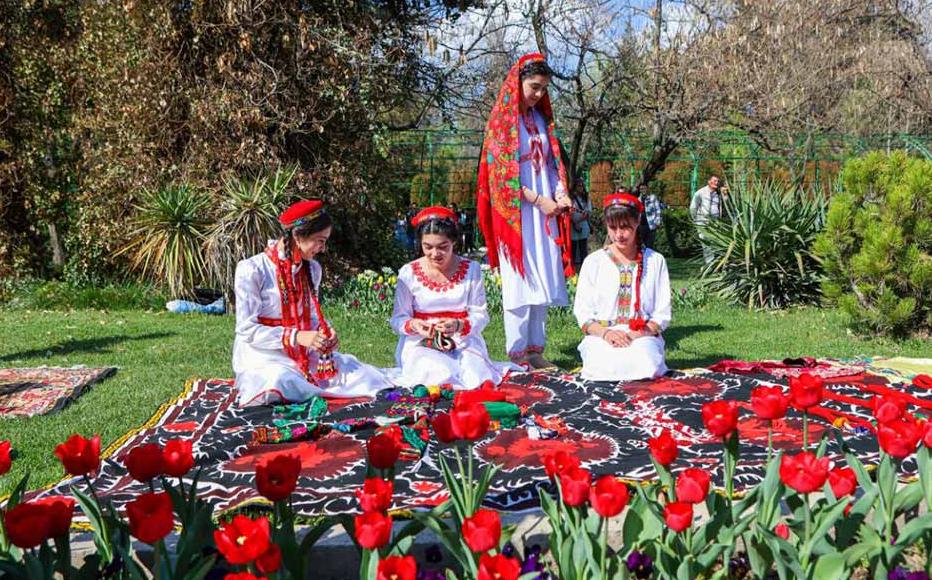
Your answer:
[1,259,928,495]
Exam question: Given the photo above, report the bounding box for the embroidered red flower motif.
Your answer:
[737,417,826,449]
[590,475,630,518]
[255,454,301,502]
[412,259,470,292]
[462,509,502,553]
[214,515,271,565]
[224,434,363,480]
[495,382,554,408]
[780,451,829,494]
[162,439,194,478]
[54,434,101,477]
[124,443,164,483]
[479,428,615,472]
[126,492,174,545]
[163,421,198,433]
[378,555,417,580]
[789,373,824,410]
[701,400,739,437]
[663,502,693,533]
[621,377,722,401]
[647,429,678,467]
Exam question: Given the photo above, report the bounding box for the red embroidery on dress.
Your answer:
[412,259,470,292]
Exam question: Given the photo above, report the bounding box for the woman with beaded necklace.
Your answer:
[573,191,672,381]
[389,206,509,390]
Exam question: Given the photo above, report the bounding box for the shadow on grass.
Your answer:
[0,332,176,362]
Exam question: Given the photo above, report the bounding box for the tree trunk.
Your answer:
[48,223,65,270]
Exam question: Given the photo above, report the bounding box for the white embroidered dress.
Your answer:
[233,243,391,407]
[389,258,510,390]
[497,107,568,310]
[573,248,672,381]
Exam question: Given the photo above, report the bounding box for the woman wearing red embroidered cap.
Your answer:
[573,191,671,381]
[232,200,391,406]
[476,53,574,370]
[388,207,512,390]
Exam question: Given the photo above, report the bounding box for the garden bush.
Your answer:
[814,151,931,337]
[699,181,826,309]
[654,207,700,259]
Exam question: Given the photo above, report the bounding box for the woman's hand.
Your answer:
[409,319,434,338]
[601,328,633,348]
[537,196,561,217]
[436,318,462,335]
[296,330,329,352]
[325,329,340,351]
[555,195,572,212]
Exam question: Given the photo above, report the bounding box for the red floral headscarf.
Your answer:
[476,52,574,278]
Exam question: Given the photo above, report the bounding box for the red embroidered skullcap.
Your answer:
[518,52,547,67]
[603,192,644,213]
[279,199,325,229]
[411,206,458,227]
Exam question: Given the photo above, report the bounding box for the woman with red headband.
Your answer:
[389,206,509,389]
[233,200,391,406]
[476,53,574,369]
[573,191,672,381]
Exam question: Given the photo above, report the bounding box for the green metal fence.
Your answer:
[384,130,932,208]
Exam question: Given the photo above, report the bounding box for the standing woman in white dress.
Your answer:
[476,52,574,369]
[574,192,672,381]
[233,200,391,406]
[390,206,509,390]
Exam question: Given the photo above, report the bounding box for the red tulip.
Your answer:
[255,543,282,575]
[779,451,830,494]
[431,412,457,443]
[462,509,502,553]
[775,522,789,540]
[541,450,581,480]
[356,477,394,513]
[378,555,417,580]
[225,574,267,580]
[32,496,75,538]
[256,454,301,502]
[923,420,932,448]
[663,502,693,532]
[354,511,392,549]
[0,439,11,476]
[214,515,272,565]
[701,400,739,437]
[675,468,711,504]
[3,502,50,548]
[54,434,101,477]
[647,429,678,467]
[126,492,174,544]
[367,433,400,469]
[878,417,922,459]
[124,443,163,483]
[558,466,592,507]
[450,402,491,441]
[828,467,857,498]
[872,394,906,425]
[162,439,194,477]
[789,373,824,410]
[750,386,789,420]
[477,553,521,580]
[589,475,630,518]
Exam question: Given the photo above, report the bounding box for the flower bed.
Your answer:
[2,373,931,579]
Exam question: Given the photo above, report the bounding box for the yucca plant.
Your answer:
[204,165,297,297]
[119,184,211,298]
[698,180,826,309]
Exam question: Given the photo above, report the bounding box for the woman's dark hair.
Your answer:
[572,180,589,201]
[604,202,642,247]
[288,211,333,240]
[416,217,460,252]
[519,60,553,82]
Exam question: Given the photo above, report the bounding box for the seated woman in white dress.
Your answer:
[233,199,391,407]
[573,191,672,381]
[389,206,509,390]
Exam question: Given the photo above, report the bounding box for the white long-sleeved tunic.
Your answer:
[573,247,672,381]
[388,258,510,389]
[233,243,391,406]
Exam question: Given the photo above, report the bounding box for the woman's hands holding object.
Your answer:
[297,330,336,352]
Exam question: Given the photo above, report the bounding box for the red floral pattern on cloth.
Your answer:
[476,52,574,277]
[411,259,471,292]
[477,427,617,472]
[0,367,116,418]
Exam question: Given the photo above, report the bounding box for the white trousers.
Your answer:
[504,304,549,360]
